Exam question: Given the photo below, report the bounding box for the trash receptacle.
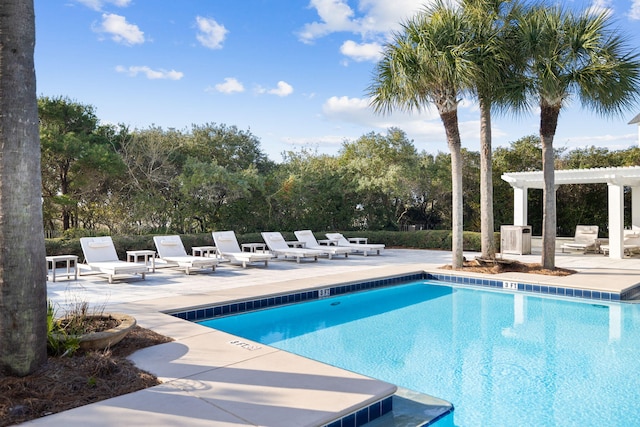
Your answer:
[500,225,532,255]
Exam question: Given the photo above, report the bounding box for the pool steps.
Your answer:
[364,387,454,427]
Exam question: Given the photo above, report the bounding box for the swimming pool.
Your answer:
[199,280,640,426]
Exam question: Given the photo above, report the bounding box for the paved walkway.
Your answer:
[34,247,640,426]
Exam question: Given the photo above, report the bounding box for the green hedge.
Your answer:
[46,230,499,261]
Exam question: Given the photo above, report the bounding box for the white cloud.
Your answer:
[195,16,228,49]
[340,40,383,62]
[630,0,640,19]
[299,0,425,43]
[256,81,294,97]
[360,0,430,32]
[322,95,372,124]
[299,0,425,62]
[298,0,358,43]
[210,77,245,94]
[586,0,613,17]
[269,81,294,97]
[76,0,131,11]
[321,95,463,146]
[96,13,144,45]
[116,65,183,80]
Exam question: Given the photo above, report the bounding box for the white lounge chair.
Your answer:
[261,231,327,263]
[561,225,600,254]
[212,231,273,268]
[601,230,640,257]
[153,235,218,274]
[325,232,385,256]
[79,236,148,284]
[294,230,354,259]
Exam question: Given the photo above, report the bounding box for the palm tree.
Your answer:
[369,0,472,268]
[463,0,527,259]
[518,6,640,269]
[0,0,48,376]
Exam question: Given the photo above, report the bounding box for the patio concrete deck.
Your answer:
[33,245,640,426]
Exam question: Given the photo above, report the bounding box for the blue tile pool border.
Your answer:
[168,271,627,323]
[169,273,425,321]
[425,272,626,301]
[322,395,393,427]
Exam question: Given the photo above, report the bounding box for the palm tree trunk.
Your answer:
[540,101,560,270]
[0,0,48,376]
[440,110,464,268]
[479,99,495,258]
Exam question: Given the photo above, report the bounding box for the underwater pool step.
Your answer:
[363,387,453,427]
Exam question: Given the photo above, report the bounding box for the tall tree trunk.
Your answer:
[0,0,48,376]
[440,109,464,269]
[479,99,495,258]
[540,101,560,270]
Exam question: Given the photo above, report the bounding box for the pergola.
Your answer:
[501,166,640,259]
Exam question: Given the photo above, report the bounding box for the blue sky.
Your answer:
[35,0,640,162]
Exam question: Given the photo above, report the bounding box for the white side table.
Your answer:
[285,241,306,248]
[46,255,78,282]
[241,243,266,253]
[192,246,218,257]
[348,237,368,244]
[126,250,156,273]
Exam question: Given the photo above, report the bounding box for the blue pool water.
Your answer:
[199,281,640,426]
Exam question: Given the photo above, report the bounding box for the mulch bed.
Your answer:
[441,257,576,276]
[0,326,173,426]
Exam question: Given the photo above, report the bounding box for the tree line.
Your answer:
[40,96,640,241]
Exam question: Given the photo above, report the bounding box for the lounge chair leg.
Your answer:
[141,272,146,280]
[108,275,113,284]
[242,261,247,268]
[264,260,268,267]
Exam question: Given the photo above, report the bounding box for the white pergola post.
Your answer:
[512,186,528,226]
[608,183,624,259]
[632,186,640,230]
